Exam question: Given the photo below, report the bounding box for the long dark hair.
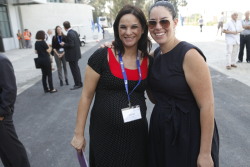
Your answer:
[113,5,152,57]
[54,26,66,41]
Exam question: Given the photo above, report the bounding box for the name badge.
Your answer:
[121,105,142,123]
[59,48,64,52]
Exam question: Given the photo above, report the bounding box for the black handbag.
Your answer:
[34,58,41,69]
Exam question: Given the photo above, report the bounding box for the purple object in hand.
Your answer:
[77,150,88,167]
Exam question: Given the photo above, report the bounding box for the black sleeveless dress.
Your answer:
[87,48,153,167]
[148,42,219,167]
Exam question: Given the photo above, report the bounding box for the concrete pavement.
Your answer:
[0,27,250,166]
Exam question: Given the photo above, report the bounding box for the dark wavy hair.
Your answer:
[113,5,152,57]
[149,0,177,20]
[54,26,66,41]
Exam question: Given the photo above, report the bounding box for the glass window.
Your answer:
[0,5,12,38]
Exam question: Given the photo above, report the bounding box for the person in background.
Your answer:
[35,30,57,93]
[17,30,24,49]
[24,29,31,49]
[61,21,82,90]
[223,11,243,69]
[52,26,69,86]
[217,12,225,36]
[102,26,105,39]
[237,11,250,63]
[0,53,30,167]
[45,29,55,71]
[198,16,204,32]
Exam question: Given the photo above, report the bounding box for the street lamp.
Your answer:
[133,0,136,6]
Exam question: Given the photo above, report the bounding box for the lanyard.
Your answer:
[57,35,63,46]
[231,20,237,31]
[118,50,141,108]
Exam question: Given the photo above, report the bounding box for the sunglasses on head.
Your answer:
[148,20,170,29]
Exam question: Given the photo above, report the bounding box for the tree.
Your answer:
[169,0,179,18]
[89,0,107,23]
[142,0,153,20]
[108,0,134,20]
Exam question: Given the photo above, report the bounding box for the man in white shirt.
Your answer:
[223,11,243,69]
[217,12,225,36]
[45,29,55,70]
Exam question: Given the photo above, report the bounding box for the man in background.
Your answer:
[24,29,31,49]
[17,30,24,49]
[223,11,243,69]
[217,12,225,36]
[0,53,30,167]
[45,29,55,70]
[61,21,82,90]
[237,11,250,63]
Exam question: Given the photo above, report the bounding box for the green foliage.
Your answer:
[89,0,107,22]
[87,0,179,23]
[142,0,153,20]
[169,0,179,18]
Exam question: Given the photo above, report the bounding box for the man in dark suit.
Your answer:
[0,53,30,167]
[61,21,82,90]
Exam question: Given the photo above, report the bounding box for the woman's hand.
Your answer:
[71,134,86,156]
[100,41,113,48]
[197,153,214,167]
[0,117,4,121]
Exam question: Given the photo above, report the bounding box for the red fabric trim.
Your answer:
[108,48,148,81]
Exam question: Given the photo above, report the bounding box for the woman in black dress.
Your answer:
[35,30,57,93]
[148,0,219,166]
[71,5,154,167]
[52,26,69,86]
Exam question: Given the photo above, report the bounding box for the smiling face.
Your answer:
[118,14,144,49]
[148,6,178,45]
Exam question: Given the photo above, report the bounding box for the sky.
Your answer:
[179,0,250,17]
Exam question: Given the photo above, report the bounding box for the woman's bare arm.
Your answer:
[183,49,214,166]
[35,50,37,54]
[149,50,154,58]
[71,65,100,154]
[46,43,51,53]
[53,48,59,56]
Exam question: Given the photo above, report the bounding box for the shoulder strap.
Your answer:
[179,41,206,62]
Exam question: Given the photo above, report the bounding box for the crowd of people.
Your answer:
[34,21,83,93]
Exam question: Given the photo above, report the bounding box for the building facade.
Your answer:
[0,0,94,52]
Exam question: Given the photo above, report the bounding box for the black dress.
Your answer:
[87,48,153,167]
[149,42,219,167]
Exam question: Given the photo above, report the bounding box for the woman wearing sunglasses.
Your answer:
[71,5,154,167]
[147,0,219,167]
[101,0,219,166]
